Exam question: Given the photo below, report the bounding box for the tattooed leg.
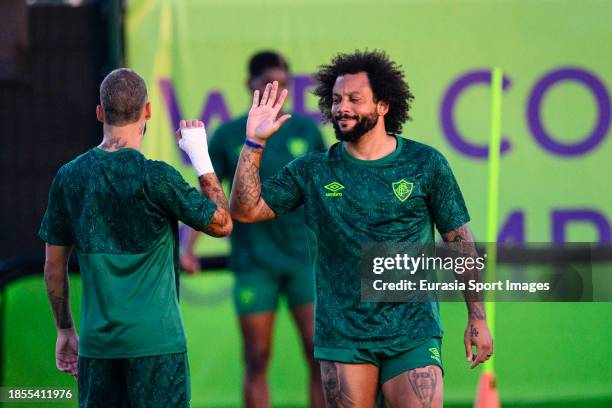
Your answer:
[382,365,443,408]
[319,361,378,408]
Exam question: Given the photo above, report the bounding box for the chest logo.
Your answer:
[392,179,413,202]
[324,181,345,197]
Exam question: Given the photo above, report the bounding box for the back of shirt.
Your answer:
[39,147,217,358]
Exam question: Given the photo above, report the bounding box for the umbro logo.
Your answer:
[324,181,345,197]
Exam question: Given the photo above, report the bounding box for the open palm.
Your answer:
[246,81,291,141]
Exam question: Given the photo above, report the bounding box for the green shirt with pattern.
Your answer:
[261,136,470,348]
[209,113,325,275]
[39,147,217,358]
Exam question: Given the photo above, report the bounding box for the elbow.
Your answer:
[229,202,251,224]
[230,208,256,224]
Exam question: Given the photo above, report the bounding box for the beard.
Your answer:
[332,111,379,142]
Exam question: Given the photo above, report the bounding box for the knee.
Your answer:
[244,346,271,375]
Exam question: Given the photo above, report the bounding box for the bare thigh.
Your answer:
[319,360,379,408]
[381,365,443,408]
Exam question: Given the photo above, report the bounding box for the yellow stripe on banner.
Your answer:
[483,67,503,374]
[142,0,175,162]
[126,0,161,33]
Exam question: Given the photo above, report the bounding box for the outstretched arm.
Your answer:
[230,81,291,223]
[176,120,232,237]
[442,224,494,369]
[44,244,78,378]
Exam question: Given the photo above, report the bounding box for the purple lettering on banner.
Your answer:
[497,210,525,243]
[552,209,612,243]
[159,78,231,163]
[440,70,512,158]
[527,67,610,156]
[292,74,321,123]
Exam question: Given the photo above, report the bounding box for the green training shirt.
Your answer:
[39,147,217,358]
[261,136,470,348]
[209,113,325,275]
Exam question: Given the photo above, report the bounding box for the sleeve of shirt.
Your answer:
[426,149,471,234]
[38,167,74,246]
[208,127,230,181]
[147,161,218,231]
[260,155,308,217]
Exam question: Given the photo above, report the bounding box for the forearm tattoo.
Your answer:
[198,173,231,236]
[45,273,73,330]
[231,147,275,221]
[442,224,486,318]
[320,362,354,407]
[408,367,438,408]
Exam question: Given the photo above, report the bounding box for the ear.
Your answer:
[143,102,151,120]
[377,100,389,116]
[96,105,104,123]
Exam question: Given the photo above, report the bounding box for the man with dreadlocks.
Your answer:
[230,50,493,407]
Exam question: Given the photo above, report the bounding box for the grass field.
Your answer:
[2,272,611,407]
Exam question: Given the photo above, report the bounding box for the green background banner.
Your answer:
[3,1,610,407]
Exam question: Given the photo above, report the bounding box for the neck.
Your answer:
[343,124,396,160]
[98,122,144,152]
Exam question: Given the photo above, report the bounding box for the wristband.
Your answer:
[179,127,214,176]
[245,139,265,150]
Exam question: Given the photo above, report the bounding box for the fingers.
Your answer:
[251,89,260,110]
[57,357,78,376]
[176,120,205,140]
[469,341,494,369]
[260,83,272,106]
[267,81,278,107]
[274,114,292,129]
[273,88,289,111]
[464,336,473,362]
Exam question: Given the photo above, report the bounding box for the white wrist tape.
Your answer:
[178,127,214,176]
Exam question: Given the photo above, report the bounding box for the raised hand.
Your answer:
[246,81,291,142]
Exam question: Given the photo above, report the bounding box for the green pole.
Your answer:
[483,67,503,374]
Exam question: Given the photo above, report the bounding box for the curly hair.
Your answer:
[313,50,414,135]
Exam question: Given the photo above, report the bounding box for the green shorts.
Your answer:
[233,269,314,315]
[78,352,190,408]
[314,337,443,384]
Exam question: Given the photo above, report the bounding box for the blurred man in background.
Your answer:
[230,50,493,407]
[39,68,232,407]
[181,51,325,408]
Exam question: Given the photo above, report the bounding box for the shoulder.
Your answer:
[399,137,450,167]
[54,148,97,180]
[145,159,185,184]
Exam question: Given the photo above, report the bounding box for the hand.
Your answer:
[175,120,214,176]
[56,329,78,379]
[246,81,291,142]
[464,318,493,369]
[180,250,200,275]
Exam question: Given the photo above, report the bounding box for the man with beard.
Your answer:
[181,51,325,408]
[229,51,493,407]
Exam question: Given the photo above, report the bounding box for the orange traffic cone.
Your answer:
[474,371,500,408]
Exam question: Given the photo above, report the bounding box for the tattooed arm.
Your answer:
[175,119,233,237]
[441,224,494,368]
[230,146,276,223]
[197,173,233,237]
[44,244,78,378]
[230,80,291,223]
